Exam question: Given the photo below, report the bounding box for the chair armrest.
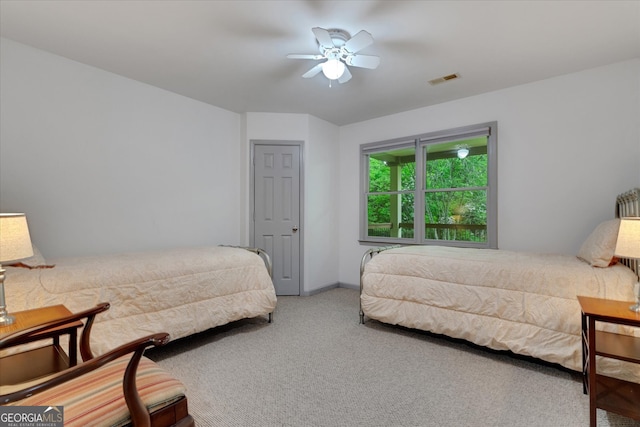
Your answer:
[0,302,110,361]
[1,332,170,427]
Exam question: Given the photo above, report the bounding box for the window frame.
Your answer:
[359,121,498,248]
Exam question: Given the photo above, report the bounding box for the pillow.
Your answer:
[577,219,620,267]
[7,245,54,269]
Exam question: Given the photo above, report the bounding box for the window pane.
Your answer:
[367,193,414,238]
[425,137,487,189]
[369,147,416,192]
[360,122,496,247]
[424,190,487,242]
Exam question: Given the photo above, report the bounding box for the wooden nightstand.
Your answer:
[578,296,640,427]
[0,305,83,386]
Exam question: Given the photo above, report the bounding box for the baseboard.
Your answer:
[300,282,358,296]
[300,283,338,296]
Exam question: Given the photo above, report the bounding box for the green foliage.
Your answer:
[367,158,415,223]
[425,155,487,225]
[367,149,488,242]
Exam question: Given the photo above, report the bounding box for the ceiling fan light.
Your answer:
[322,59,346,80]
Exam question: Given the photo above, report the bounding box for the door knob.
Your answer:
[292,226,299,232]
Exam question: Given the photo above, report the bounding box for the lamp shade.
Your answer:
[0,213,34,263]
[614,217,640,259]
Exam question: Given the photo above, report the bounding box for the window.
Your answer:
[360,122,497,248]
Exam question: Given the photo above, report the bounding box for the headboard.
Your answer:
[616,188,640,276]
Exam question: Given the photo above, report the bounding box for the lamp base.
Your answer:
[0,266,15,325]
[0,312,15,326]
[630,280,640,313]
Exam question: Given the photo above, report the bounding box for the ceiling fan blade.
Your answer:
[312,27,334,49]
[287,54,324,60]
[346,54,380,69]
[338,66,352,84]
[302,63,324,78]
[343,30,374,53]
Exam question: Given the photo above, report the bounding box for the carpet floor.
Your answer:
[147,288,640,427]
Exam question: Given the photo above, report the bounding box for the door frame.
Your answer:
[250,140,304,295]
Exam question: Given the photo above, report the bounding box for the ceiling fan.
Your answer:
[287,27,380,85]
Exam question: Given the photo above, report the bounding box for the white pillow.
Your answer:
[577,219,620,267]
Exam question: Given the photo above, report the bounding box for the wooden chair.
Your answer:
[0,303,194,427]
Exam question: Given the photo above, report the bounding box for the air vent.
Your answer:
[428,73,460,86]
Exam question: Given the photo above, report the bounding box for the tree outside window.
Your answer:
[361,122,497,248]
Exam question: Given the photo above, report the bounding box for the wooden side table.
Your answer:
[0,305,83,386]
[578,296,640,427]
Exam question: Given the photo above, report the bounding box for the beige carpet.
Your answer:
[147,288,640,427]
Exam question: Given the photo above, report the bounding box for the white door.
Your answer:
[253,144,301,295]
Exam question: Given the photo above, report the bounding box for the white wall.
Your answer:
[2,38,637,293]
[245,112,340,294]
[306,115,340,293]
[338,59,640,286]
[638,65,640,185]
[0,38,243,258]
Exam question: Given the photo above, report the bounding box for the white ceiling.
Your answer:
[1,1,639,126]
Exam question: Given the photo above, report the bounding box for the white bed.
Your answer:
[360,189,640,379]
[4,245,277,355]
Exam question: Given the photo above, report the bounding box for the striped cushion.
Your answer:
[6,356,186,427]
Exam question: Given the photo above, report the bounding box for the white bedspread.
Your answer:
[361,246,639,376]
[4,246,277,355]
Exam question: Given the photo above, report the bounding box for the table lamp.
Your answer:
[614,217,640,312]
[0,213,34,325]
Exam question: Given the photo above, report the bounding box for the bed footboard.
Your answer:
[360,245,402,324]
[220,245,274,323]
